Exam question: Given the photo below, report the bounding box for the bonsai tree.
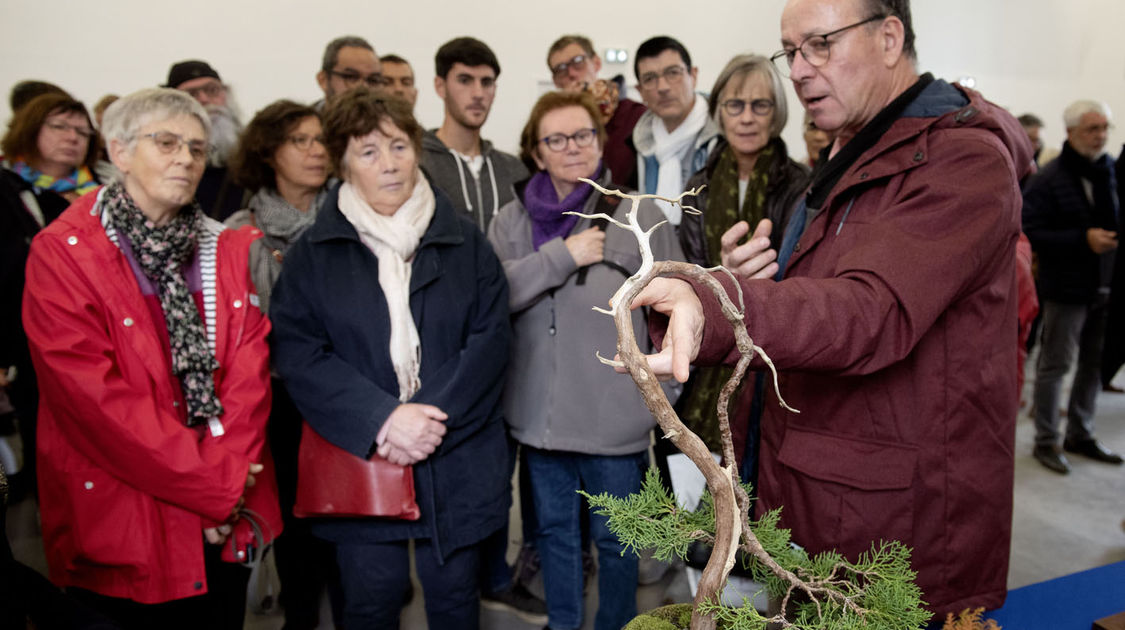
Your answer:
[570,179,929,630]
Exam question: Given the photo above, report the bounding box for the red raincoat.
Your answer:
[23,189,281,604]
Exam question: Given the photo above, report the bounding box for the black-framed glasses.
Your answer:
[286,134,326,151]
[330,70,386,88]
[639,65,687,90]
[770,14,886,76]
[551,54,588,79]
[44,120,94,139]
[721,98,775,117]
[183,82,226,100]
[138,131,208,161]
[539,128,597,152]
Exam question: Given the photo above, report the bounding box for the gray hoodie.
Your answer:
[421,130,528,233]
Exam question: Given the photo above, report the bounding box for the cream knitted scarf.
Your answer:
[337,171,435,401]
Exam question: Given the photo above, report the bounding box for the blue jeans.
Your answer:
[335,538,480,630]
[525,447,645,630]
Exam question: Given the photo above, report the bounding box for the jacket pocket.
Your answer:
[66,469,153,571]
[776,427,917,554]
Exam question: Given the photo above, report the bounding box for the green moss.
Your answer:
[623,604,695,630]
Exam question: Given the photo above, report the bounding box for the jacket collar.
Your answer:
[818,79,975,210]
[306,179,465,249]
[788,80,1022,273]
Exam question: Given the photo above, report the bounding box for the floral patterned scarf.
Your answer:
[12,159,99,196]
[103,182,222,426]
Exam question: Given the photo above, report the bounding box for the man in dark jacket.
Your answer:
[1023,99,1122,474]
[631,0,1032,618]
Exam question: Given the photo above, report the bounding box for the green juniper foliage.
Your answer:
[583,469,930,630]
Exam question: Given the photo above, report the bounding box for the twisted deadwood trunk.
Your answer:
[574,180,797,630]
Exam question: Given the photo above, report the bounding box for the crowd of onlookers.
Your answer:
[1,1,1123,628]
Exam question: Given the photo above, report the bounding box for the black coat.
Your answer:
[270,180,512,559]
[1022,143,1118,303]
[0,169,70,415]
[679,137,810,266]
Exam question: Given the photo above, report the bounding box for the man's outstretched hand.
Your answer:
[621,277,704,383]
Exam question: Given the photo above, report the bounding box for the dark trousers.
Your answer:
[1033,300,1108,446]
[335,538,482,630]
[68,540,250,630]
[269,379,342,629]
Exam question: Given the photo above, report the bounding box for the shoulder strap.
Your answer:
[576,193,623,286]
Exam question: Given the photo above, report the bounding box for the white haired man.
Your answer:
[1023,99,1122,474]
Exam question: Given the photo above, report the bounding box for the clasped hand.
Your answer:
[376,403,449,466]
[204,462,263,545]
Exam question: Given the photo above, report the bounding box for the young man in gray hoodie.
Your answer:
[421,37,527,233]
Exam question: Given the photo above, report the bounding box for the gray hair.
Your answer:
[1063,100,1112,129]
[862,0,916,60]
[101,87,210,147]
[322,36,375,73]
[707,54,789,139]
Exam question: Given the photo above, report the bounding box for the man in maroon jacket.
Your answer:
[629,0,1033,619]
[547,34,647,189]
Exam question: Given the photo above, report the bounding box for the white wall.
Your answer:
[3,0,1123,161]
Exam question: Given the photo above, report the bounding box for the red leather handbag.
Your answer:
[292,422,421,520]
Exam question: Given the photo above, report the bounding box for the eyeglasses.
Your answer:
[1076,122,1112,134]
[287,134,326,151]
[330,70,386,88]
[44,120,93,139]
[639,65,687,90]
[770,14,886,76]
[183,82,226,100]
[139,131,208,161]
[551,54,588,79]
[539,128,597,152]
[721,98,775,117]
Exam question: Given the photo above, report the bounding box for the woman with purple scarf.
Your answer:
[487,91,683,630]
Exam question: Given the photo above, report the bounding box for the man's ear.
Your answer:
[880,16,907,66]
[434,75,447,100]
[316,70,330,96]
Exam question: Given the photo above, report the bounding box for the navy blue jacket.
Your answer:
[270,181,511,559]
[1022,143,1118,303]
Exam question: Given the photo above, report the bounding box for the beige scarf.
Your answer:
[338,171,435,401]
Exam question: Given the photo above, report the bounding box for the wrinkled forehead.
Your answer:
[636,48,689,74]
[780,0,863,45]
[335,46,380,73]
[382,61,414,79]
[721,70,773,100]
[176,76,222,91]
[549,43,589,68]
[348,119,409,147]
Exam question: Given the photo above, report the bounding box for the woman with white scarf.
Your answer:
[270,88,512,630]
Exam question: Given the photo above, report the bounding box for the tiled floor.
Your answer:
[7,363,1125,628]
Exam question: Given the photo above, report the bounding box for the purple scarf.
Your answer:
[525,163,603,251]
